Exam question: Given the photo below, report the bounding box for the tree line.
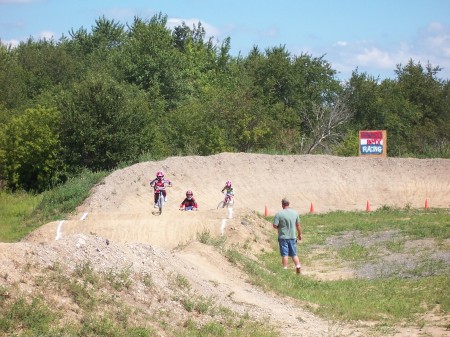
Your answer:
[0,13,449,192]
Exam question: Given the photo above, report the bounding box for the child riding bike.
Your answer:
[221,180,234,205]
[179,190,198,211]
[150,171,172,208]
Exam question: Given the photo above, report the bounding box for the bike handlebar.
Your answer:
[154,185,172,191]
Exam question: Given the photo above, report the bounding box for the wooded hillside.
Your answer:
[1,13,449,191]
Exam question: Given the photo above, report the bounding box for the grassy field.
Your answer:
[0,169,108,242]
[226,208,450,334]
[0,191,42,242]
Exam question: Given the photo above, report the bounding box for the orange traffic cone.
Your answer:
[366,200,371,212]
[310,202,315,213]
[264,206,268,217]
[425,198,429,210]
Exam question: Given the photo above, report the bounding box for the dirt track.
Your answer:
[25,153,450,249]
[3,153,450,337]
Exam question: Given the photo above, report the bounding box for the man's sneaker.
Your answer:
[164,196,168,202]
[154,204,158,208]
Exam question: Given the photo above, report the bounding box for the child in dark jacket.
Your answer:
[179,190,198,211]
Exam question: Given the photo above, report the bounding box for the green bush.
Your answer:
[0,105,65,191]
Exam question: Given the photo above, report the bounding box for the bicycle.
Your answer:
[217,193,234,209]
[154,185,171,215]
[179,206,197,211]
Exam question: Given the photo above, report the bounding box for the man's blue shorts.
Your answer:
[278,238,297,257]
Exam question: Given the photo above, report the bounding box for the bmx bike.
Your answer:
[217,193,234,209]
[179,206,197,211]
[153,185,171,215]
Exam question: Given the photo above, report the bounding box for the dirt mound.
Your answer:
[24,153,450,248]
[1,215,360,337]
[2,153,450,336]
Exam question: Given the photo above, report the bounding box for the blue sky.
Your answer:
[1,0,449,81]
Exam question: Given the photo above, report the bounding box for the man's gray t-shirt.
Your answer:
[273,208,300,239]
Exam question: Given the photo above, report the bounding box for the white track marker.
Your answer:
[220,207,235,235]
[228,208,233,219]
[55,220,65,240]
[221,219,227,235]
[80,212,88,221]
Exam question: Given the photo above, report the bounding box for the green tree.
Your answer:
[14,38,79,100]
[121,14,186,106]
[0,43,28,111]
[0,106,64,191]
[344,63,449,157]
[91,16,126,50]
[216,79,273,152]
[343,70,381,130]
[242,46,342,153]
[57,73,158,170]
[395,60,450,156]
[171,21,223,98]
[375,79,422,156]
[164,97,229,155]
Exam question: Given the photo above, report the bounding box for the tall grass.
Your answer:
[0,169,108,242]
[0,191,42,242]
[30,169,108,223]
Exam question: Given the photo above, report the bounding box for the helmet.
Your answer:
[156,171,164,178]
[186,190,193,199]
[225,180,232,187]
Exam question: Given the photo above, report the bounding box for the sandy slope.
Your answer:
[4,153,450,336]
[26,153,450,248]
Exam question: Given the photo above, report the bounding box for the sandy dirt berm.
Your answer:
[1,153,450,336]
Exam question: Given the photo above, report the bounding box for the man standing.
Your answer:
[273,197,302,274]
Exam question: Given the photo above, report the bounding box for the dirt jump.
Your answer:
[2,153,450,336]
[24,153,450,248]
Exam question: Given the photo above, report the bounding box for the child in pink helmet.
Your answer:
[179,190,198,211]
[221,180,234,204]
[150,171,172,208]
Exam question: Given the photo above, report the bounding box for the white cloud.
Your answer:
[427,22,446,33]
[167,18,220,39]
[354,47,395,69]
[1,39,20,47]
[39,30,55,40]
[327,21,450,80]
[329,39,397,71]
[260,26,278,39]
[333,41,348,47]
[419,22,450,57]
[395,22,450,77]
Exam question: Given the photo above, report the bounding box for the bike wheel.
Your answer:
[217,201,225,209]
[158,194,164,214]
